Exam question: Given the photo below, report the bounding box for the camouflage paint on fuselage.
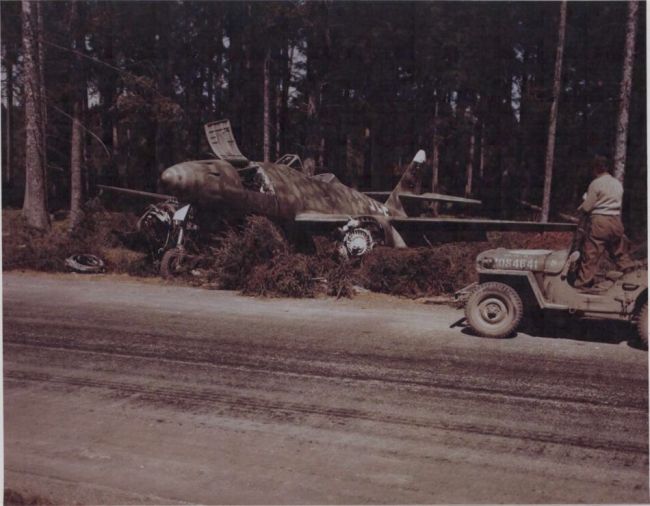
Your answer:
[160,159,395,221]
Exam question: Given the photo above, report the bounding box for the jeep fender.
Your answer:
[478,270,565,311]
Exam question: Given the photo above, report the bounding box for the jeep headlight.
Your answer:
[480,257,495,269]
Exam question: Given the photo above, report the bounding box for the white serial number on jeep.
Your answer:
[494,256,539,270]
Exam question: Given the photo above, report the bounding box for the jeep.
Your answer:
[457,247,647,345]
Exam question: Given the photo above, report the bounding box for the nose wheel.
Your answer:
[160,248,185,279]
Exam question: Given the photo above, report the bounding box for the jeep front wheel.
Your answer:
[465,282,523,338]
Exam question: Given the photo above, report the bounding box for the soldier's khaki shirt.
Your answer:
[578,173,623,216]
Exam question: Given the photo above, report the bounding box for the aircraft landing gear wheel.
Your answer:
[636,303,648,347]
[160,248,184,279]
[465,282,523,338]
[340,227,374,258]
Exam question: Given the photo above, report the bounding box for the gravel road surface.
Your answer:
[3,272,648,504]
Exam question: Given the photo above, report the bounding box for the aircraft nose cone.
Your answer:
[161,166,181,191]
[160,168,174,189]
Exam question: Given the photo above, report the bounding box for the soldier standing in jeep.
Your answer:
[574,155,634,289]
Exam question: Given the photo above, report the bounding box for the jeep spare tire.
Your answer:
[465,282,523,338]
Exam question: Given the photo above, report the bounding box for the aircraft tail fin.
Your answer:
[384,150,427,216]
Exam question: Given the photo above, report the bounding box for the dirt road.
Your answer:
[3,272,648,504]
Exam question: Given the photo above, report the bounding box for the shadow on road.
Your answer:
[459,315,646,350]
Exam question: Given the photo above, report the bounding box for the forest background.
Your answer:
[1,1,647,239]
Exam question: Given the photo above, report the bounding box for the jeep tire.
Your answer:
[465,282,524,338]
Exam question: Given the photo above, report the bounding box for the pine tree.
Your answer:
[21,0,49,230]
[541,1,567,223]
[613,0,639,182]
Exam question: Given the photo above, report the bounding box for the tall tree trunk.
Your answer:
[69,101,84,232]
[613,0,639,182]
[346,130,364,189]
[279,44,293,156]
[113,124,121,185]
[304,4,329,176]
[318,136,326,170]
[21,0,49,230]
[479,125,485,181]
[304,47,321,176]
[431,99,440,192]
[212,25,224,122]
[428,98,441,216]
[4,59,13,185]
[304,87,319,176]
[82,94,90,196]
[541,1,567,222]
[99,3,117,184]
[206,64,214,118]
[263,48,271,162]
[154,2,173,179]
[69,2,85,233]
[369,118,382,189]
[37,2,46,181]
[465,125,476,197]
[275,83,282,159]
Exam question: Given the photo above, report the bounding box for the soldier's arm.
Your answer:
[578,182,598,213]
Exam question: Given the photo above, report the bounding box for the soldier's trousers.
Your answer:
[576,214,633,287]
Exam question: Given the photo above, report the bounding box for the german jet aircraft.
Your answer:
[99,119,575,276]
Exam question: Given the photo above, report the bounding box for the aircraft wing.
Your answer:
[389,217,576,233]
[97,184,173,201]
[295,213,575,232]
[364,191,482,206]
[399,192,482,205]
[295,213,352,226]
[295,213,575,245]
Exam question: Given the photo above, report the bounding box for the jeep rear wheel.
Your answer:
[465,282,523,338]
[637,303,648,347]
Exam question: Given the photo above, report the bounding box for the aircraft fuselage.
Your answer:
[160,160,394,221]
